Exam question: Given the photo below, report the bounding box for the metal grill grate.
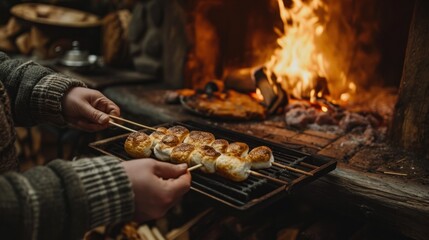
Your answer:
[90,120,336,210]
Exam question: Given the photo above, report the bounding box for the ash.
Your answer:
[284,87,397,142]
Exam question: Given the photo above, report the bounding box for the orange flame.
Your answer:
[251,88,265,102]
[266,0,357,102]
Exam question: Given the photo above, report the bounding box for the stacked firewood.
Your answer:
[0,15,87,60]
[0,17,44,55]
[0,9,132,64]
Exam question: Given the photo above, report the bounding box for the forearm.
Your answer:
[0,167,70,239]
[71,156,135,229]
[0,51,85,126]
[0,156,134,240]
[0,52,53,125]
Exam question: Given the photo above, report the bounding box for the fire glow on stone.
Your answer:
[265,0,357,103]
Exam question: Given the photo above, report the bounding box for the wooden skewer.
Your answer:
[109,120,137,133]
[383,171,408,177]
[109,115,158,131]
[272,162,313,176]
[249,170,288,185]
[188,163,203,172]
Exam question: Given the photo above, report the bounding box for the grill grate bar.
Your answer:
[193,174,250,197]
[192,181,247,205]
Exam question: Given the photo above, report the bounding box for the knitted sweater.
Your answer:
[0,52,134,240]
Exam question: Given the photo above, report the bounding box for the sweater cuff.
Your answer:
[30,73,86,126]
[72,156,134,229]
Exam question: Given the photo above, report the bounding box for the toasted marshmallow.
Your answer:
[166,126,190,142]
[247,146,274,169]
[211,139,229,154]
[124,131,153,158]
[183,131,215,147]
[149,128,168,149]
[226,142,249,157]
[156,127,168,133]
[170,143,195,165]
[215,153,251,182]
[189,145,220,173]
[154,134,180,161]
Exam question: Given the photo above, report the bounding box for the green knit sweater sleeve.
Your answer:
[30,73,86,126]
[0,51,85,126]
[0,156,134,240]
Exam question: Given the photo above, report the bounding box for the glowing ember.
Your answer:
[321,106,328,112]
[252,88,265,102]
[266,0,357,102]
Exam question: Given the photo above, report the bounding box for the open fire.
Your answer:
[264,0,377,106]
[240,0,398,133]
[266,0,339,101]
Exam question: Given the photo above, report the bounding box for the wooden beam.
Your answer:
[297,164,429,240]
[390,0,429,159]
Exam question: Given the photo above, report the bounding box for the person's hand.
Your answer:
[62,87,120,131]
[121,159,191,222]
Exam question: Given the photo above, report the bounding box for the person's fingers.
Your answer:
[109,108,120,117]
[165,172,192,197]
[79,101,110,125]
[93,97,121,118]
[153,162,188,179]
[152,172,190,214]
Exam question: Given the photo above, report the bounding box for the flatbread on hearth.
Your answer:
[181,90,266,120]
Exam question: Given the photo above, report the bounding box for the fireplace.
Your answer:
[128,0,429,159]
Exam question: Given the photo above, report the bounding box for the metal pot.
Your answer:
[59,41,91,67]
